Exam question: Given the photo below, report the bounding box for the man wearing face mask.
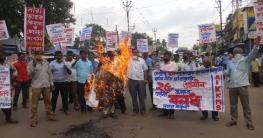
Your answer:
[12,53,30,110]
[182,53,197,71]
[128,49,148,117]
[88,52,99,75]
[142,52,152,99]
[49,51,72,116]
[148,51,161,111]
[224,36,262,130]
[222,52,229,69]
[197,58,219,121]
[27,51,58,127]
[158,51,177,119]
[173,54,182,71]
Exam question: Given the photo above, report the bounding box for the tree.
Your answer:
[131,32,153,46]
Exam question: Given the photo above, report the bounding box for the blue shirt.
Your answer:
[222,55,229,65]
[261,57,263,65]
[49,60,71,82]
[91,60,99,74]
[74,59,92,83]
[224,45,259,88]
[144,58,152,66]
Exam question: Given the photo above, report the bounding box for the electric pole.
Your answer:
[152,28,157,50]
[236,0,239,43]
[216,0,223,54]
[123,0,132,33]
[116,25,119,44]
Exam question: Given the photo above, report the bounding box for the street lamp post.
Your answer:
[123,0,132,33]
[152,28,157,50]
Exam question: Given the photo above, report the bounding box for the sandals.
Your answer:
[200,116,208,120]
[122,111,129,115]
[149,107,158,111]
[132,111,138,116]
[48,117,59,122]
[169,114,175,119]
[226,121,237,127]
[6,119,19,124]
[247,124,255,130]
[110,113,118,119]
[59,107,64,111]
[141,112,147,117]
[31,121,37,127]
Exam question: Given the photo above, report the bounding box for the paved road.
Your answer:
[0,83,263,138]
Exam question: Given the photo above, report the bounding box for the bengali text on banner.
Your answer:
[0,66,11,108]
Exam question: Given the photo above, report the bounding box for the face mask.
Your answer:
[163,58,169,63]
[133,56,138,60]
[88,58,94,61]
[67,56,73,61]
[56,59,62,62]
[0,58,5,62]
[35,55,42,60]
[183,56,188,60]
[234,53,242,61]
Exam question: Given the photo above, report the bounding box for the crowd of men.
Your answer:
[0,37,261,130]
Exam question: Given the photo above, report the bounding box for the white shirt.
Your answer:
[127,57,148,80]
[160,61,177,71]
[182,61,198,71]
[67,59,77,82]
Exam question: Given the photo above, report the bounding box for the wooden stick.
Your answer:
[207,43,213,68]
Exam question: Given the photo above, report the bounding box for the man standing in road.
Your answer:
[198,58,219,121]
[224,36,261,130]
[50,51,72,116]
[128,49,148,117]
[13,53,30,110]
[222,52,229,69]
[251,57,261,87]
[0,50,19,124]
[173,54,182,71]
[27,51,59,127]
[72,50,92,114]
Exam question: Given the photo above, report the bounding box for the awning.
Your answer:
[228,44,237,49]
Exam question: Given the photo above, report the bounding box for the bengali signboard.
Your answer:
[215,24,221,37]
[120,31,131,46]
[168,33,179,48]
[0,66,11,108]
[46,23,66,44]
[198,24,216,43]
[106,31,117,51]
[248,7,256,31]
[153,67,225,111]
[60,28,74,47]
[24,7,45,51]
[254,1,263,44]
[0,20,9,40]
[81,27,93,41]
[137,39,148,52]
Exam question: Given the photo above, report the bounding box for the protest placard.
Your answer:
[81,27,93,41]
[0,66,11,108]
[198,24,216,43]
[254,1,263,44]
[46,23,66,44]
[120,31,131,46]
[106,31,117,51]
[0,20,9,40]
[137,39,148,52]
[60,28,74,47]
[24,7,45,51]
[153,67,224,111]
[53,43,66,51]
[168,34,179,48]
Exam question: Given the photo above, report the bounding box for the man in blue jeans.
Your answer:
[72,50,92,114]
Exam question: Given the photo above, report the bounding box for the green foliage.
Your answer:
[131,32,153,46]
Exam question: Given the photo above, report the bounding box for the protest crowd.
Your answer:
[0,36,261,131]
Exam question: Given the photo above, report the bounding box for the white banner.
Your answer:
[0,20,9,40]
[137,39,148,52]
[106,31,117,51]
[198,24,216,43]
[0,66,11,108]
[81,27,93,41]
[254,1,263,44]
[120,31,131,46]
[168,33,179,48]
[53,43,66,51]
[60,28,74,47]
[153,67,225,111]
[46,23,66,43]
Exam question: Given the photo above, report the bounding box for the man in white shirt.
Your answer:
[127,49,148,117]
[182,53,197,71]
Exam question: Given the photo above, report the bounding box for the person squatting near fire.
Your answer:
[94,52,125,120]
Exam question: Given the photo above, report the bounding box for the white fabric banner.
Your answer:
[81,27,93,41]
[152,67,225,112]
[198,24,216,43]
[0,66,11,108]
[106,31,117,51]
[60,28,75,47]
[137,39,148,52]
[254,1,263,44]
[168,33,179,48]
[46,23,66,43]
[0,20,9,40]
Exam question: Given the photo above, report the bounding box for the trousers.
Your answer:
[13,80,29,107]
[128,79,146,113]
[51,82,69,112]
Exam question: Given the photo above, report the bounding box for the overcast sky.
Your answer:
[71,0,251,50]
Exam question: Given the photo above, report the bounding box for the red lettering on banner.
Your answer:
[157,82,171,93]
[215,86,221,93]
[183,79,206,89]
[0,90,9,96]
[214,74,222,111]
[167,71,176,76]
[168,92,202,110]
[189,92,202,110]
[216,105,221,110]
[216,92,221,98]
